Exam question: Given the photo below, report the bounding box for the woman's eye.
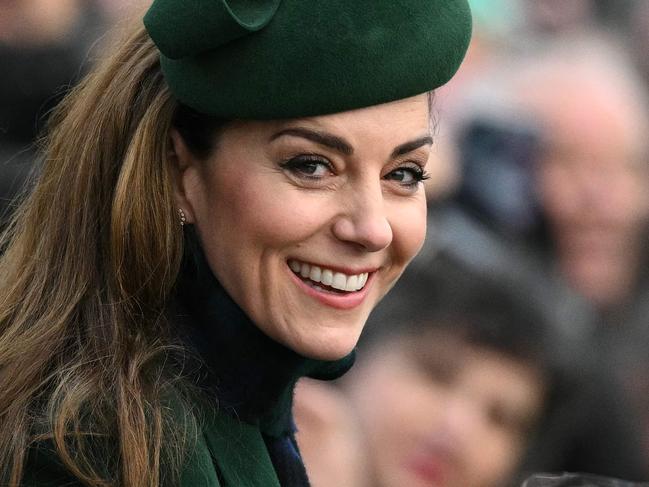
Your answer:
[280,155,333,179]
[385,165,429,187]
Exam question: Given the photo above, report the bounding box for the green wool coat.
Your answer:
[23,409,281,487]
[181,410,281,487]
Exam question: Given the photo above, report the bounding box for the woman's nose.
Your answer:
[331,182,393,252]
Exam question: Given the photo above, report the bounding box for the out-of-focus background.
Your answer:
[0,0,147,226]
[2,1,649,486]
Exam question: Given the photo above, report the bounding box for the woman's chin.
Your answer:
[289,330,361,362]
[306,346,356,362]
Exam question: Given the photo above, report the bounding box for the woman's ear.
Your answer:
[168,128,201,225]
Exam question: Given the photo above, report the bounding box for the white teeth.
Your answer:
[332,273,347,291]
[321,269,333,286]
[358,273,368,288]
[288,259,370,292]
[345,275,359,292]
[309,266,322,282]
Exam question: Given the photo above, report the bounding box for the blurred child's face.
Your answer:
[347,330,545,487]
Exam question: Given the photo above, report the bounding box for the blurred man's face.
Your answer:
[535,91,649,308]
[346,331,545,487]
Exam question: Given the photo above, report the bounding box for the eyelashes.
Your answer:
[279,154,333,179]
[279,154,429,189]
[384,164,430,188]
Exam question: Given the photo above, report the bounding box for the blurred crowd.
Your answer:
[0,0,144,225]
[294,0,649,486]
[3,1,649,486]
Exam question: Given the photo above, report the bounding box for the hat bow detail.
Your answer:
[144,0,281,60]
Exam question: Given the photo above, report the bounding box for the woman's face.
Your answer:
[174,95,430,360]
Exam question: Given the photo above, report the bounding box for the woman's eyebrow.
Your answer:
[270,128,432,158]
[270,127,353,155]
[391,136,433,157]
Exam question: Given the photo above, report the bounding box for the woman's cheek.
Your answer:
[250,190,337,247]
[388,194,428,264]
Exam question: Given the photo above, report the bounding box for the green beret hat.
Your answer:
[144,0,472,119]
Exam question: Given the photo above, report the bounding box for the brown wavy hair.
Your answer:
[0,20,210,487]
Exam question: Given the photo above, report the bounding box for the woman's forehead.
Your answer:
[228,94,431,145]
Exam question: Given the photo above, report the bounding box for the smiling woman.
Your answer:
[0,1,471,486]
[173,97,431,361]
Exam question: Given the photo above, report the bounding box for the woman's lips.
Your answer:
[287,260,375,310]
[288,259,370,292]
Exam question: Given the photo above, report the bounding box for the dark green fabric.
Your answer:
[21,413,277,487]
[200,408,281,487]
[180,428,223,486]
[144,0,472,118]
[143,0,281,60]
[177,400,283,487]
